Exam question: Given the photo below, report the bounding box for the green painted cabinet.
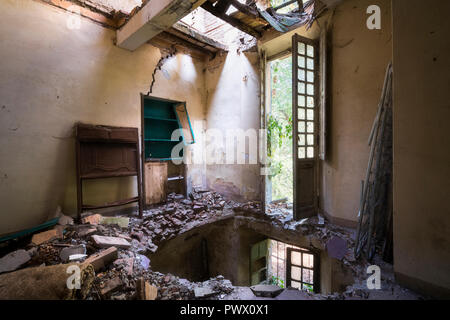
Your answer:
[141,95,195,161]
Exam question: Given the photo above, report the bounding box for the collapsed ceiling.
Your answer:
[43,0,328,57]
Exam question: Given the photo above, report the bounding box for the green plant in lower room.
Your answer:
[269,275,285,288]
[302,283,314,293]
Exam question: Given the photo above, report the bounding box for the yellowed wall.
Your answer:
[320,0,392,225]
[204,51,262,201]
[392,0,450,298]
[0,0,207,235]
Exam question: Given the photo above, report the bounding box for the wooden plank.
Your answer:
[136,278,158,300]
[84,247,118,271]
[201,2,262,38]
[172,22,227,51]
[144,162,168,205]
[116,0,208,51]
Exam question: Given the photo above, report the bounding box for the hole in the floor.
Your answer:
[148,217,354,294]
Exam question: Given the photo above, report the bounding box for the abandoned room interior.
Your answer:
[0,0,449,302]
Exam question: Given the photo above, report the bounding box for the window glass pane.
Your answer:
[303,253,314,268]
[302,269,314,284]
[307,84,314,95]
[298,95,305,107]
[298,134,305,146]
[298,108,305,120]
[298,147,305,159]
[298,69,305,81]
[292,251,301,265]
[298,43,305,55]
[298,121,305,133]
[307,96,314,108]
[291,266,302,281]
[298,82,305,94]
[307,45,314,57]
[307,109,314,120]
[291,280,301,289]
[278,242,285,259]
[307,71,314,83]
[307,147,314,158]
[298,56,305,69]
[307,134,314,145]
[306,122,314,133]
[307,58,314,70]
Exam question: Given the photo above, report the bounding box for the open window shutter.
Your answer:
[174,103,195,144]
[319,27,327,161]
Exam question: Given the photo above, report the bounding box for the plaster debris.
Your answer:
[100,216,130,228]
[0,249,31,274]
[91,235,131,249]
[59,244,86,262]
[58,215,74,226]
[327,236,348,260]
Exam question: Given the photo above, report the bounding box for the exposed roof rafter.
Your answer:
[201,0,262,38]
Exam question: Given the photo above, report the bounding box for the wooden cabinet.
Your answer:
[75,123,143,219]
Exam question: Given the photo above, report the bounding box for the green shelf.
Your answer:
[144,116,178,122]
[142,95,194,161]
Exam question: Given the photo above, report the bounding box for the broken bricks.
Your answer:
[81,213,102,225]
[100,276,123,296]
[31,229,62,245]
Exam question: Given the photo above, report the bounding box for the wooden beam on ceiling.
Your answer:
[149,31,214,60]
[201,1,262,38]
[215,0,232,13]
[116,0,208,51]
[228,0,258,18]
[172,23,228,51]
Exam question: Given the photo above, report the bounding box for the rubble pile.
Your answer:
[0,187,422,300]
[0,187,246,300]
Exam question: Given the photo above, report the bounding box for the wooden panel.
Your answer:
[77,124,138,143]
[80,143,137,178]
[144,162,168,205]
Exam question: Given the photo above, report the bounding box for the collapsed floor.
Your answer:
[0,189,423,300]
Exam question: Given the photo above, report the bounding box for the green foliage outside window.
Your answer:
[268,56,293,202]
